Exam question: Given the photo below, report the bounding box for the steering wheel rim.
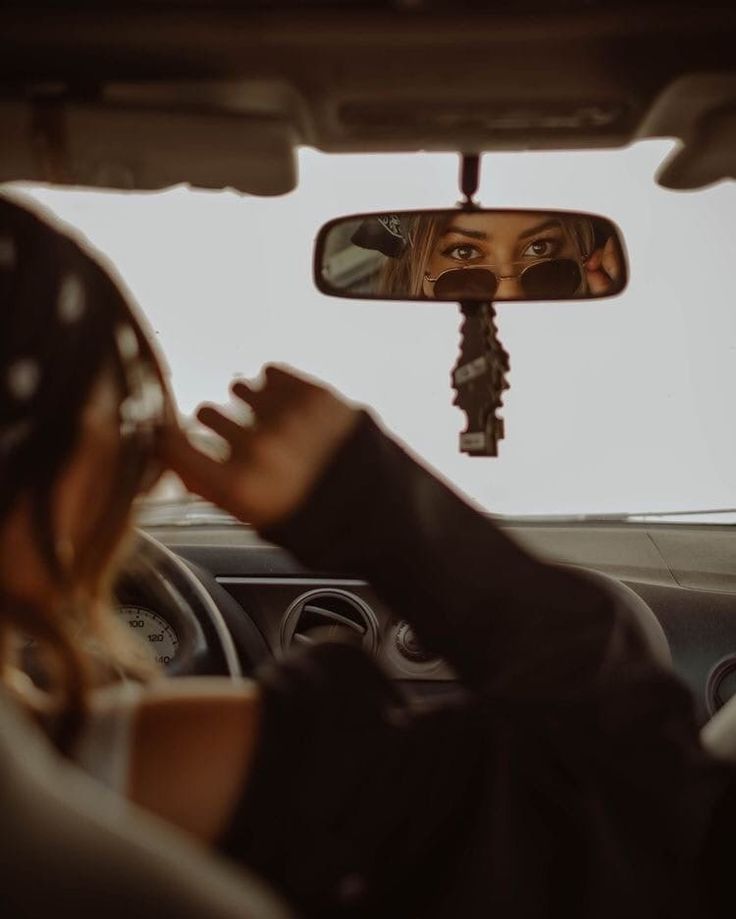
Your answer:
[115,530,269,679]
[564,565,672,667]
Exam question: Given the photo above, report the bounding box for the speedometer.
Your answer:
[118,605,180,666]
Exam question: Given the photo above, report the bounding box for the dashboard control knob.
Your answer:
[394,621,434,663]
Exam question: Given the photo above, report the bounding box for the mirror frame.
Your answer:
[313,207,629,303]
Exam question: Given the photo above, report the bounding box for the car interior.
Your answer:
[2,0,736,911]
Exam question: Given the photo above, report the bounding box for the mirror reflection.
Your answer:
[316,209,626,302]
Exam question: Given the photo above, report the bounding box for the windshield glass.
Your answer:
[11,140,736,519]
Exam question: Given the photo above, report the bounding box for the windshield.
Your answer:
[12,140,736,519]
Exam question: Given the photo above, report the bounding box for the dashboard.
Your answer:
[118,605,180,666]
[118,518,736,725]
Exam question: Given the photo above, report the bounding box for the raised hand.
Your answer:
[584,235,623,295]
[159,365,359,529]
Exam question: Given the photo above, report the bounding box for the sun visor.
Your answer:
[0,99,298,196]
[638,74,736,190]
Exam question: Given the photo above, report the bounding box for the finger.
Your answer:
[155,423,190,466]
[231,376,298,422]
[586,249,602,271]
[157,425,232,504]
[196,405,249,445]
[601,236,621,282]
[231,378,258,405]
[231,378,273,415]
[585,268,612,295]
[264,364,351,405]
[262,363,318,392]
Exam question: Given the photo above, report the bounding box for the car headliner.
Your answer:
[0,2,734,194]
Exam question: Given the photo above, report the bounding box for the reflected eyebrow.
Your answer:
[517,218,562,240]
[442,225,488,240]
[441,218,563,242]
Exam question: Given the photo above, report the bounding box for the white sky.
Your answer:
[12,141,736,516]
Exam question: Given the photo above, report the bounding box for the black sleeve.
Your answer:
[263,411,657,703]
[220,413,733,919]
[218,641,730,919]
[217,642,496,919]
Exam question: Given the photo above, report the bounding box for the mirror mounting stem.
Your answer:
[459,153,481,209]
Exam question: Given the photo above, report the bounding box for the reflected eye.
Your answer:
[440,243,484,262]
[521,237,561,259]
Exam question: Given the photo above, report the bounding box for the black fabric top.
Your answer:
[218,411,734,918]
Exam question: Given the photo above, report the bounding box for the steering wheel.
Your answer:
[566,565,672,667]
[115,530,271,679]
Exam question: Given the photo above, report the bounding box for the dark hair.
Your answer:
[0,194,167,746]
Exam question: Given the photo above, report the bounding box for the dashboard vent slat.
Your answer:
[293,633,315,646]
[281,589,378,653]
[301,603,367,634]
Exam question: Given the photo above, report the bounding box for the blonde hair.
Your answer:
[1,403,161,752]
[379,214,451,298]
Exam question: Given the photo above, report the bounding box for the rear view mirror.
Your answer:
[315,208,627,302]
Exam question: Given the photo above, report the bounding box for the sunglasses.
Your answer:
[115,410,165,503]
[120,421,165,495]
[424,257,584,301]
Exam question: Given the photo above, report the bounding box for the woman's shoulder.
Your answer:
[76,676,260,792]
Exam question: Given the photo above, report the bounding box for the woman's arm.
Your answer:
[264,410,635,700]
[162,366,654,703]
[76,678,261,842]
[0,692,291,919]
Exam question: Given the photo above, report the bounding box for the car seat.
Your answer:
[0,691,293,918]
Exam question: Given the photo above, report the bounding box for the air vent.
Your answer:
[280,589,378,653]
[706,654,736,716]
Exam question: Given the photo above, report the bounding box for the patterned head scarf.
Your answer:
[0,195,168,542]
